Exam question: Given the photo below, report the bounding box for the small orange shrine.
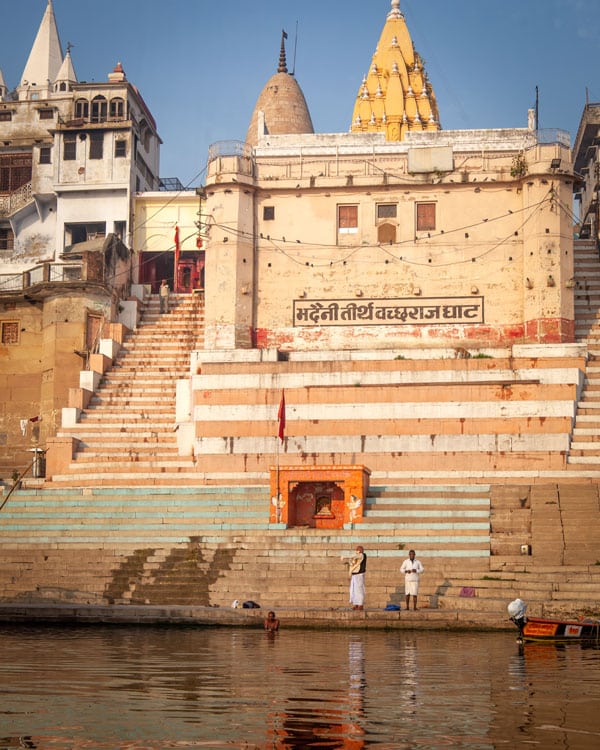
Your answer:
[269,465,371,528]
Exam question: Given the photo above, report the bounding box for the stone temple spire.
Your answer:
[350,0,440,141]
[246,32,314,146]
[52,46,77,94]
[18,0,64,101]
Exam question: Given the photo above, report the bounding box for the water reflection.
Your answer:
[0,625,599,748]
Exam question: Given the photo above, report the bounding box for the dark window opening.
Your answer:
[377,203,397,219]
[63,135,76,161]
[263,206,275,220]
[39,147,51,165]
[114,140,126,158]
[91,96,107,123]
[64,222,106,249]
[110,98,125,120]
[38,109,54,120]
[113,220,126,240]
[0,227,15,251]
[89,132,103,160]
[75,99,89,119]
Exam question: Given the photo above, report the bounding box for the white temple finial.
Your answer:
[388,0,403,19]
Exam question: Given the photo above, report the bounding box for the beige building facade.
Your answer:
[204,1,574,353]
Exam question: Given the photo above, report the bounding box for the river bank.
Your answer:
[0,602,514,631]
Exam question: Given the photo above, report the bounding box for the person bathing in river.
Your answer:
[264,611,280,631]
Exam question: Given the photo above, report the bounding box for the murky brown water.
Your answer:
[0,625,599,749]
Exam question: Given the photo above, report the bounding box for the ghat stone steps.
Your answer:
[1,483,598,617]
[4,244,600,615]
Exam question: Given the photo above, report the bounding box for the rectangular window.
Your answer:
[0,227,14,251]
[113,221,126,240]
[338,204,358,234]
[0,111,12,122]
[377,203,397,219]
[38,109,54,120]
[39,146,51,164]
[0,153,32,192]
[1,321,19,345]
[63,135,76,161]
[89,132,103,159]
[110,98,125,120]
[416,202,436,232]
[114,140,126,158]
[263,206,275,220]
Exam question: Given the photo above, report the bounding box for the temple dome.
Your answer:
[350,0,440,141]
[246,33,314,146]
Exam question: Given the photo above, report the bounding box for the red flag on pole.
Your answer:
[277,390,286,443]
[174,224,180,292]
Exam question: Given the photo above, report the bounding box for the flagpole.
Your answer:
[173,224,180,293]
[276,390,285,523]
[276,433,280,523]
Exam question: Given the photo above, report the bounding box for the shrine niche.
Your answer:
[269,465,370,529]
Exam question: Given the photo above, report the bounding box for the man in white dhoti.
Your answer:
[347,545,367,610]
[400,549,424,610]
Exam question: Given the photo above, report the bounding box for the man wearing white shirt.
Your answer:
[400,549,424,611]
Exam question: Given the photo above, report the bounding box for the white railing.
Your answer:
[0,273,24,292]
[0,262,84,293]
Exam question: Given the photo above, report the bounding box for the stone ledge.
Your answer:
[0,603,514,632]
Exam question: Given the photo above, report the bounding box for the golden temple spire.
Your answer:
[350,0,440,140]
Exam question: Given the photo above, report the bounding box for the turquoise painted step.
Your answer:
[0,499,269,518]
[366,498,490,506]
[12,486,269,497]
[369,485,491,494]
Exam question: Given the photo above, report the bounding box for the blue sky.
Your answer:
[2,0,599,187]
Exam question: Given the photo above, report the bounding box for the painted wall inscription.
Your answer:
[293,296,484,327]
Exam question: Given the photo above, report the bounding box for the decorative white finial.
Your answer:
[388,0,403,19]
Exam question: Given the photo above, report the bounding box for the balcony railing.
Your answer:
[0,182,33,217]
[0,262,84,294]
[207,140,254,162]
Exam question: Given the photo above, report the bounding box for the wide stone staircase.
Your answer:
[1,482,598,619]
[51,293,204,486]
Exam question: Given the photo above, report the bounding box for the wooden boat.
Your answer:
[514,615,600,644]
[508,599,600,644]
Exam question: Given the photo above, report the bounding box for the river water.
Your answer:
[0,624,599,749]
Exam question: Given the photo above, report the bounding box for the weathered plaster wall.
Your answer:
[0,290,112,477]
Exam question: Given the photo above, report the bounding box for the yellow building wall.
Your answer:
[0,292,111,478]
[204,137,573,351]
